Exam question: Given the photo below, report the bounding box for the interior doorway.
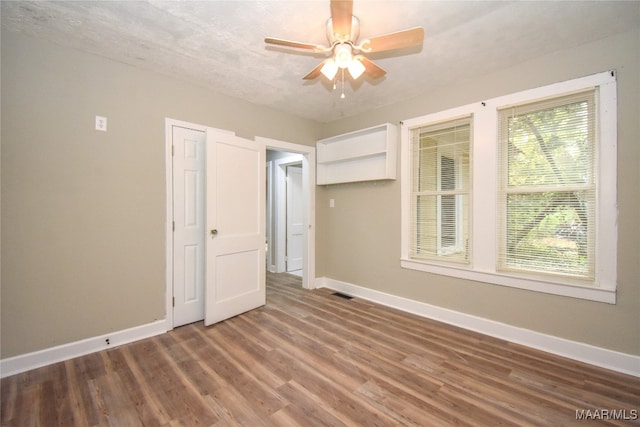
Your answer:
[266,150,303,277]
[166,122,316,330]
[167,121,266,329]
[260,137,316,290]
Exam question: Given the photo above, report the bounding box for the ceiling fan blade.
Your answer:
[357,56,386,79]
[330,0,353,41]
[359,27,424,53]
[303,60,328,80]
[265,37,325,51]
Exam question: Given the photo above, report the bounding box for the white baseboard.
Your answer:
[0,320,167,378]
[3,281,638,378]
[316,276,640,377]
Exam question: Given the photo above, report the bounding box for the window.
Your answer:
[498,91,596,280]
[401,72,617,303]
[410,117,471,263]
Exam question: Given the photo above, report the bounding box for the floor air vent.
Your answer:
[332,292,353,300]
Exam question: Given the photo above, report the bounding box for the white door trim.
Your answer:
[257,137,316,290]
[266,161,275,273]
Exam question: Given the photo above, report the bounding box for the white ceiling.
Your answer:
[2,1,639,123]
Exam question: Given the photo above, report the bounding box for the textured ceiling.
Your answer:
[2,1,639,123]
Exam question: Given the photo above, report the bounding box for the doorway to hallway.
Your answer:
[261,136,316,291]
[266,150,304,278]
[166,122,316,330]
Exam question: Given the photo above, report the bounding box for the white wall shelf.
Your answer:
[316,123,398,185]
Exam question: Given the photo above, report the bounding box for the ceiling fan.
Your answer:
[264,0,424,85]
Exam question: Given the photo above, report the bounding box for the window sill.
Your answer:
[400,258,616,304]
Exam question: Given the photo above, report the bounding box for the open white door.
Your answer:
[286,165,304,272]
[205,129,266,326]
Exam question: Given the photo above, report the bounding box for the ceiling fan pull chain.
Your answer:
[341,69,346,99]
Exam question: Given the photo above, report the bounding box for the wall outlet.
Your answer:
[95,116,107,132]
[330,199,335,208]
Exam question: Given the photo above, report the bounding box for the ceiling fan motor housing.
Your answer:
[326,16,360,44]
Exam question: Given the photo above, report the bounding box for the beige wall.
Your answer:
[2,27,638,361]
[317,29,640,356]
[0,32,321,358]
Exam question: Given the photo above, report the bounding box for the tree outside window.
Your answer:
[498,91,596,279]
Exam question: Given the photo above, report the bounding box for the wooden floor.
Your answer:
[2,273,639,426]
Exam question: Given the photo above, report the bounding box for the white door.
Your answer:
[286,165,304,272]
[172,126,205,327]
[205,129,266,326]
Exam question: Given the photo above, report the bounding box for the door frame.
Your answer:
[165,119,316,331]
[258,137,316,291]
[266,161,275,272]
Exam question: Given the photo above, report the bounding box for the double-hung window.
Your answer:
[497,91,596,280]
[401,71,617,303]
[410,116,471,263]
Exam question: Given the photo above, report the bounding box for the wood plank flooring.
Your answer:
[2,272,639,426]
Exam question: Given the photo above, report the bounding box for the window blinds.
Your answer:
[410,116,471,263]
[497,90,596,279]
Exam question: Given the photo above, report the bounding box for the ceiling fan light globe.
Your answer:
[320,59,339,80]
[334,43,352,69]
[348,59,366,79]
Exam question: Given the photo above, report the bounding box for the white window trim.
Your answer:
[401,71,617,304]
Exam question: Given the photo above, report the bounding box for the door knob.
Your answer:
[210,229,218,236]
